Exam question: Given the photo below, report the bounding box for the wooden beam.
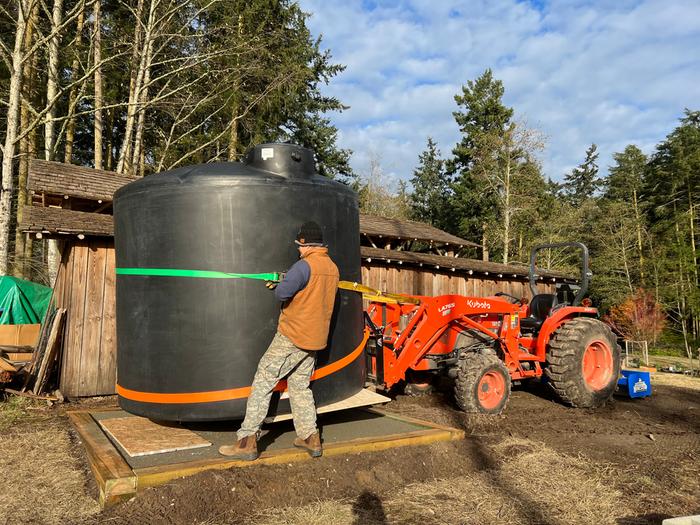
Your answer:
[0,356,18,372]
[135,426,463,490]
[67,411,137,508]
[3,388,57,401]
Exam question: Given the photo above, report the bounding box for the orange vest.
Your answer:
[277,248,339,350]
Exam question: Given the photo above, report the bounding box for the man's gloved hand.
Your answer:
[265,272,285,290]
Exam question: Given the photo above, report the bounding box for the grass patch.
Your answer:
[0,394,34,432]
[652,372,700,390]
[0,420,100,524]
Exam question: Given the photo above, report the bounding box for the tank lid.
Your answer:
[243,143,316,179]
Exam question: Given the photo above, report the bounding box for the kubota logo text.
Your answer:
[467,299,491,309]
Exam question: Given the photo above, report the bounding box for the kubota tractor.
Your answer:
[362,242,621,414]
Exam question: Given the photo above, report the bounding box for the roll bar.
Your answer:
[529,242,591,306]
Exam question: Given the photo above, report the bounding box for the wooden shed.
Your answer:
[20,160,569,397]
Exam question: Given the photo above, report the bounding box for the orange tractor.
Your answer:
[362,242,621,414]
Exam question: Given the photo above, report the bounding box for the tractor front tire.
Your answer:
[454,351,511,414]
[403,382,434,396]
[546,317,621,408]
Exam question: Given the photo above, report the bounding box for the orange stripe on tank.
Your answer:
[116,329,370,404]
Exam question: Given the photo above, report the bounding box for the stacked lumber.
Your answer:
[0,309,66,400]
[30,308,66,395]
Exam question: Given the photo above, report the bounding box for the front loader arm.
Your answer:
[374,295,520,388]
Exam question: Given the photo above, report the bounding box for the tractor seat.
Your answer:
[520,294,557,332]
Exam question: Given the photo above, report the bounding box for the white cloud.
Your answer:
[300,0,700,182]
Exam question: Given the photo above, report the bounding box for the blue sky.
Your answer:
[298,0,700,187]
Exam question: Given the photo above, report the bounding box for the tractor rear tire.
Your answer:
[454,351,511,414]
[546,317,621,408]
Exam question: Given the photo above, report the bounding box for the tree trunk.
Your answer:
[620,236,634,295]
[517,232,523,263]
[632,188,644,283]
[64,4,86,164]
[23,126,37,276]
[481,225,489,262]
[0,0,30,275]
[13,1,39,278]
[688,185,698,287]
[44,0,65,285]
[117,0,150,175]
[93,0,103,169]
[130,33,153,175]
[227,103,239,161]
[227,15,243,161]
[106,106,114,170]
[502,158,511,265]
[44,0,64,162]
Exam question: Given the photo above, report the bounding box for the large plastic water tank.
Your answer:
[113,143,365,421]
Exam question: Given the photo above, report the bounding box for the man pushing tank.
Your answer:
[219,221,339,460]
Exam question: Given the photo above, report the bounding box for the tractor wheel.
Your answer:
[403,371,434,396]
[546,317,621,408]
[454,351,511,414]
[403,382,434,396]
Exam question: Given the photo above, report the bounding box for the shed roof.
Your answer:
[20,206,113,237]
[28,159,136,203]
[359,214,479,248]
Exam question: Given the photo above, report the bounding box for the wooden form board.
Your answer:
[99,416,211,457]
[67,411,136,508]
[69,407,464,509]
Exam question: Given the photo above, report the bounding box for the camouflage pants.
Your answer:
[237,331,317,440]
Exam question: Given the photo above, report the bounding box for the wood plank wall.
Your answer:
[52,242,555,397]
[54,239,117,397]
[361,265,555,299]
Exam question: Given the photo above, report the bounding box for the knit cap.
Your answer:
[295,221,324,246]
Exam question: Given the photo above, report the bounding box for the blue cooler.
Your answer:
[617,370,652,398]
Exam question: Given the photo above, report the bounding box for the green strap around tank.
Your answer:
[115,268,280,281]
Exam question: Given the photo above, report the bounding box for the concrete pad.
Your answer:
[92,408,433,469]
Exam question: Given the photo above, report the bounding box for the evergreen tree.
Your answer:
[563,143,601,206]
[644,110,700,346]
[605,145,647,203]
[605,144,648,280]
[449,69,514,255]
[451,68,514,169]
[409,137,451,229]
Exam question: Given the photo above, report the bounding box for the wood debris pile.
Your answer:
[0,308,67,401]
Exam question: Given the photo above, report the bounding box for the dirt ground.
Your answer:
[1,375,699,525]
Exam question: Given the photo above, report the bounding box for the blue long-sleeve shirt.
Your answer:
[274,259,310,301]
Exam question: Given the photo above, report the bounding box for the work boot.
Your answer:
[218,435,258,460]
[293,431,322,458]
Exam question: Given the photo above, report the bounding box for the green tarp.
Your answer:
[0,276,52,324]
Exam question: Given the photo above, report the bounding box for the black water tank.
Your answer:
[113,144,365,422]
